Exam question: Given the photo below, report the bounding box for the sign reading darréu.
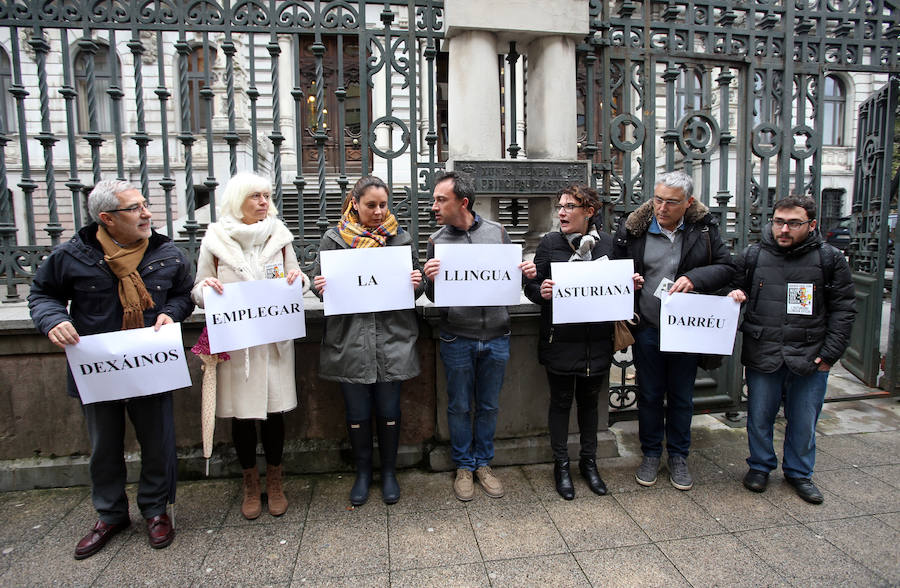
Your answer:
[203,278,307,353]
[319,246,415,316]
[550,259,634,324]
[659,292,740,355]
[65,322,192,404]
[433,243,523,307]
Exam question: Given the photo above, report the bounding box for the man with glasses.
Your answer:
[28,179,194,558]
[727,195,855,504]
[613,170,734,490]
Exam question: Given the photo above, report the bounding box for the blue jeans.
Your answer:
[439,332,509,471]
[745,365,829,479]
[632,327,699,458]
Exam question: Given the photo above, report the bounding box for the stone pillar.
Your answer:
[524,35,578,250]
[448,31,501,161]
[526,36,577,160]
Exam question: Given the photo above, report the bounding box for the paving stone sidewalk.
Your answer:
[1,396,898,587]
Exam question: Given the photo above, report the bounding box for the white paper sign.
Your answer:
[204,278,306,353]
[551,259,634,324]
[65,322,192,404]
[320,246,415,316]
[433,243,522,307]
[659,292,740,355]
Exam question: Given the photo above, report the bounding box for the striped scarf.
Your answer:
[337,198,399,248]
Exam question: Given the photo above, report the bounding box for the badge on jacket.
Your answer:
[265,263,285,279]
[787,282,813,315]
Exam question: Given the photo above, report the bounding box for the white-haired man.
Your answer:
[28,179,194,559]
[613,171,734,490]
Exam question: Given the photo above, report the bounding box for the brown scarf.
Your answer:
[96,225,155,330]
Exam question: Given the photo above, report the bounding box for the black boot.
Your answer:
[554,460,575,500]
[376,416,401,505]
[347,420,373,506]
[579,457,608,496]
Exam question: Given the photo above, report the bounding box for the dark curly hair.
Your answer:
[557,184,600,215]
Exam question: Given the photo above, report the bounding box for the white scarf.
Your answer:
[565,227,601,262]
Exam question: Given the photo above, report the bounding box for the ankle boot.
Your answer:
[241,467,262,519]
[377,416,401,505]
[579,457,608,496]
[554,460,575,500]
[266,464,288,516]
[347,420,373,506]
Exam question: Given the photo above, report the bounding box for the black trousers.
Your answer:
[231,413,285,469]
[82,392,174,524]
[546,371,606,462]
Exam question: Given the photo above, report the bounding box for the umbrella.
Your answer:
[190,328,230,476]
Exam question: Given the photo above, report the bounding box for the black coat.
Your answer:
[731,227,856,375]
[524,230,615,376]
[28,223,195,397]
[613,198,735,326]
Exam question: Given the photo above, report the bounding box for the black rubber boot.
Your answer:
[377,416,401,505]
[347,420,373,506]
[579,457,608,496]
[554,460,575,500]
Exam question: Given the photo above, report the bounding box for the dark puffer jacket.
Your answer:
[613,198,734,326]
[731,227,856,376]
[524,229,615,376]
[28,223,195,397]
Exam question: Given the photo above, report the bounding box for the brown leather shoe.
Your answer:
[74,519,130,560]
[146,513,175,549]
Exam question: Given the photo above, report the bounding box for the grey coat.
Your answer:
[312,227,425,383]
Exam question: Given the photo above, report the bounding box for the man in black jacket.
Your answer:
[614,171,734,491]
[728,195,855,504]
[28,180,194,558]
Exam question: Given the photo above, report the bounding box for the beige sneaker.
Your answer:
[475,466,505,498]
[453,469,475,501]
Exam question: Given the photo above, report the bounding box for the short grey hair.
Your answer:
[219,171,276,220]
[655,170,694,200]
[88,179,138,223]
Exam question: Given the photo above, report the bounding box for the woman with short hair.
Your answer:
[312,176,424,506]
[192,171,309,519]
[524,184,643,500]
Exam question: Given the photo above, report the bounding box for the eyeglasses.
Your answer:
[247,192,271,202]
[554,203,585,212]
[653,196,686,207]
[772,218,812,229]
[104,202,150,214]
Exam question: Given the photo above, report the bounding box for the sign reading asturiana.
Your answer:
[550,258,634,324]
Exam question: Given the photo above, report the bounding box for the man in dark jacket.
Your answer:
[728,195,855,504]
[613,170,734,491]
[423,171,536,502]
[28,179,194,559]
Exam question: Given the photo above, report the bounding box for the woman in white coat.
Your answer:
[192,171,309,519]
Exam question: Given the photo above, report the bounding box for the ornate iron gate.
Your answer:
[844,77,898,387]
[0,0,898,411]
[0,0,445,301]
[579,0,900,412]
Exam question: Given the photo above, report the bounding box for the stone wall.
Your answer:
[0,297,617,491]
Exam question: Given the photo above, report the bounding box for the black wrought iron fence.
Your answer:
[0,0,447,302]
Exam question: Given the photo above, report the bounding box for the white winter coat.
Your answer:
[191,216,309,419]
